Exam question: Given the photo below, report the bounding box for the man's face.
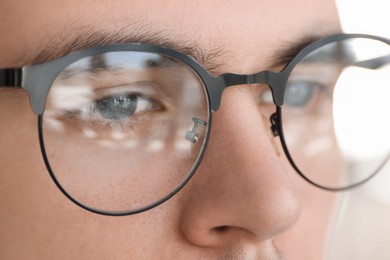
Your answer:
[0,0,341,259]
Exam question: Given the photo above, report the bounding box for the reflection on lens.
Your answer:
[41,51,210,214]
[281,36,390,189]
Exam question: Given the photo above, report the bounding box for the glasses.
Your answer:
[1,34,390,216]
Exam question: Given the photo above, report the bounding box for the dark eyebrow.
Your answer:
[30,26,226,73]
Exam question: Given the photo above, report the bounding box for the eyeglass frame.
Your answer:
[1,33,389,216]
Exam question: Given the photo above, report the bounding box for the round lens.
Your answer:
[40,50,210,214]
[280,36,390,189]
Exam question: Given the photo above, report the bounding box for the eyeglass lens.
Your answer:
[281,37,390,189]
[41,52,210,214]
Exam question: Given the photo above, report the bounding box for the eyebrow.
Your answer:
[30,27,226,73]
[30,26,323,73]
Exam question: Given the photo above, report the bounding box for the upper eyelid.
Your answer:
[54,81,162,99]
[87,85,169,110]
[92,92,169,111]
[58,63,182,80]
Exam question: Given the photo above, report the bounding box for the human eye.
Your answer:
[284,80,326,108]
[50,81,168,134]
[256,80,326,105]
[254,79,329,116]
[79,90,165,131]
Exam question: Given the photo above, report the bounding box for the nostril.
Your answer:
[213,226,229,233]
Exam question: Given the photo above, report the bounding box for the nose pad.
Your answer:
[185,117,208,143]
[269,112,280,137]
[262,113,281,157]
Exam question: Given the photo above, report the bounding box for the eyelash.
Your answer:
[64,90,166,133]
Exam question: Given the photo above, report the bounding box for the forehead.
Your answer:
[0,0,340,71]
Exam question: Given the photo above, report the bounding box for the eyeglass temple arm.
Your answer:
[353,54,390,69]
[0,68,22,87]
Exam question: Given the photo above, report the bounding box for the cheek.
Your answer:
[0,91,61,258]
[274,156,339,259]
[269,121,339,259]
[0,91,50,207]
[0,92,181,259]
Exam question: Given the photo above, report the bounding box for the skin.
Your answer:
[0,0,341,259]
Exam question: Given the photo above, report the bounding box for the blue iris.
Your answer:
[285,81,316,107]
[95,94,138,120]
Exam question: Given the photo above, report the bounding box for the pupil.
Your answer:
[96,94,138,120]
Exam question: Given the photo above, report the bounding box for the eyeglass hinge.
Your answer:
[0,68,22,87]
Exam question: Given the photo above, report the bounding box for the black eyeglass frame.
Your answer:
[1,33,389,216]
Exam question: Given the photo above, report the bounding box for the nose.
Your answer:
[180,86,302,247]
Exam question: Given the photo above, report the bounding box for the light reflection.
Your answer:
[83,128,97,139]
[50,84,93,111]
[175,139,192,152]
[82,133,196,153]
[303,136,333,157]
[44,114,65,132]
[348,38,389,61]
[111,130,125,140]
[124,140,138,148]
[97,139,118,149]
[333,65,390,160]
[147,139,165,152]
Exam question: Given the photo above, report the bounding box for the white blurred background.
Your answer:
[328,1,390,259]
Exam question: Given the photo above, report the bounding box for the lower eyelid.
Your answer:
[59,107,145,134]
[91,81,162,97]
[84,95,166,125]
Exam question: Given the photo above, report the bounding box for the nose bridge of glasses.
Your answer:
[211,70,285,108]
[222,70,270,86]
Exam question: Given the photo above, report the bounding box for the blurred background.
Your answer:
[328,1,390,259]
